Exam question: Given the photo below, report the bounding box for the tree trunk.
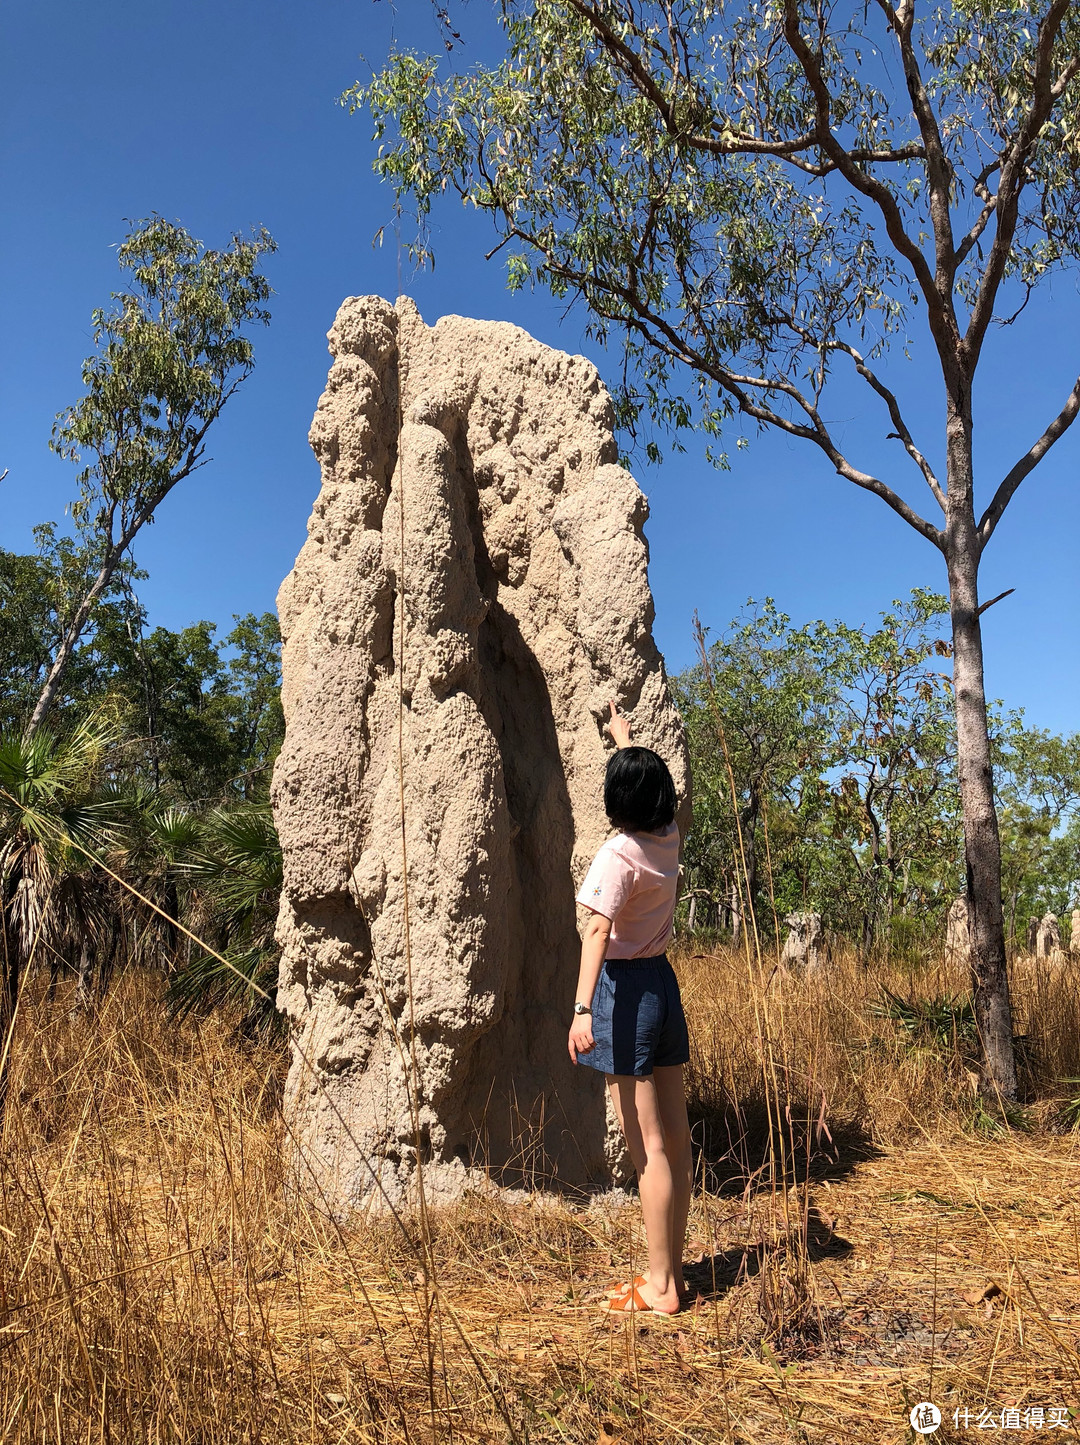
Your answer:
[744,808,758,907]
[26,516,142,735]
[73,941,93,1017]
[0,905,19,1126]
[946,401,1017,1101]
[730,877,742,948]
[161,877,181,973]
[27,565,114,734]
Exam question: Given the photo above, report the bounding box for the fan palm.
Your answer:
[107,789,203,974]
[165,802,282,1035]
[0,715,127,1102]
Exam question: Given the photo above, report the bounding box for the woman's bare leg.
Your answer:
[607,1074,680,1312]
[654,1065,693,1294]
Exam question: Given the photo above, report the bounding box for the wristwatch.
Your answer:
[573,1001,592,1015]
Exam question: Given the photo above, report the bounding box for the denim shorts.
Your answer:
[581,954,690,1078]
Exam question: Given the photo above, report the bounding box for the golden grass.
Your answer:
[3,946,1080,1442]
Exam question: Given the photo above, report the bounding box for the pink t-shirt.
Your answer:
[575,823,680,958]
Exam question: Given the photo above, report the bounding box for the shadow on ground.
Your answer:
[689,1091,884,1196]
[684,1206,855,1303]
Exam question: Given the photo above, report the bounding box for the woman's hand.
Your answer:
[568,1014,595,1064]
[607,699,632,750]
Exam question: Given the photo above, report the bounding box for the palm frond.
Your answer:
[159,803,282,1029]
[0,714,128,967]
[150,806,203,855]
[0,713,121,804]
[165,945,281,1035]
[176,804,282,922]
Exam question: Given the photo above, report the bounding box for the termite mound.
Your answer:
[272,296,689,1212]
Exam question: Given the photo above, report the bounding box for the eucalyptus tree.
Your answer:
[994,720,1080,934]
[674,600,838,938]
[28,216,275,734]
[827,590,960,943]
[358,0,1080,1097]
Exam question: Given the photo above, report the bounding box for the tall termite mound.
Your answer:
[272,296,689,1212]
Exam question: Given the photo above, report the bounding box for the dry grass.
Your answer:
[3,946,1080,1442]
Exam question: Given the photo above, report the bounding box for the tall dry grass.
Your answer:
[679,941,1080,1154]
[3,947,1080,1442]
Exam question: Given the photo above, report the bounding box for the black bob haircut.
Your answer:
[604,747,677,835]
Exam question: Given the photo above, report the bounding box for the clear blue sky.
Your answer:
[2,1,1078,731]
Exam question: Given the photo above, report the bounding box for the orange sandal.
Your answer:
[605,1274,691,1302]
[604,1274,645,1299]
[602,1281,676,1314]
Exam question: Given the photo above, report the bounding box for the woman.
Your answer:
[568,702,692,1315]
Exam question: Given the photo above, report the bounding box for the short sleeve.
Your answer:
[576,844,636,922]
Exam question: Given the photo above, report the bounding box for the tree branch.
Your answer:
[977,373,1080,550]
[502,217,946,549]
[565,0,925,170]
[965,0,1078,364]
[765,303,944,509]
[955,162,1002,267]
[975,588,1015,617]
[781,2,960,366]
[830,340,946,510]
[873,0,957,295]
[993,282,1034,328]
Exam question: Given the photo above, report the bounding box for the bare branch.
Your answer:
[830,340,946,510]
[484,234,513,262]
[766,144,926,178]
[975,588,1015,617]
[977,373,1080,550]
[955,162,1002,267]
[992,282,1033,328]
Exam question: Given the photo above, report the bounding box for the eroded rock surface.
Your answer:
[780,912,823,971]
[272,297,689,1213]
[945,896,971,964]
[1036,912,1062,959]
